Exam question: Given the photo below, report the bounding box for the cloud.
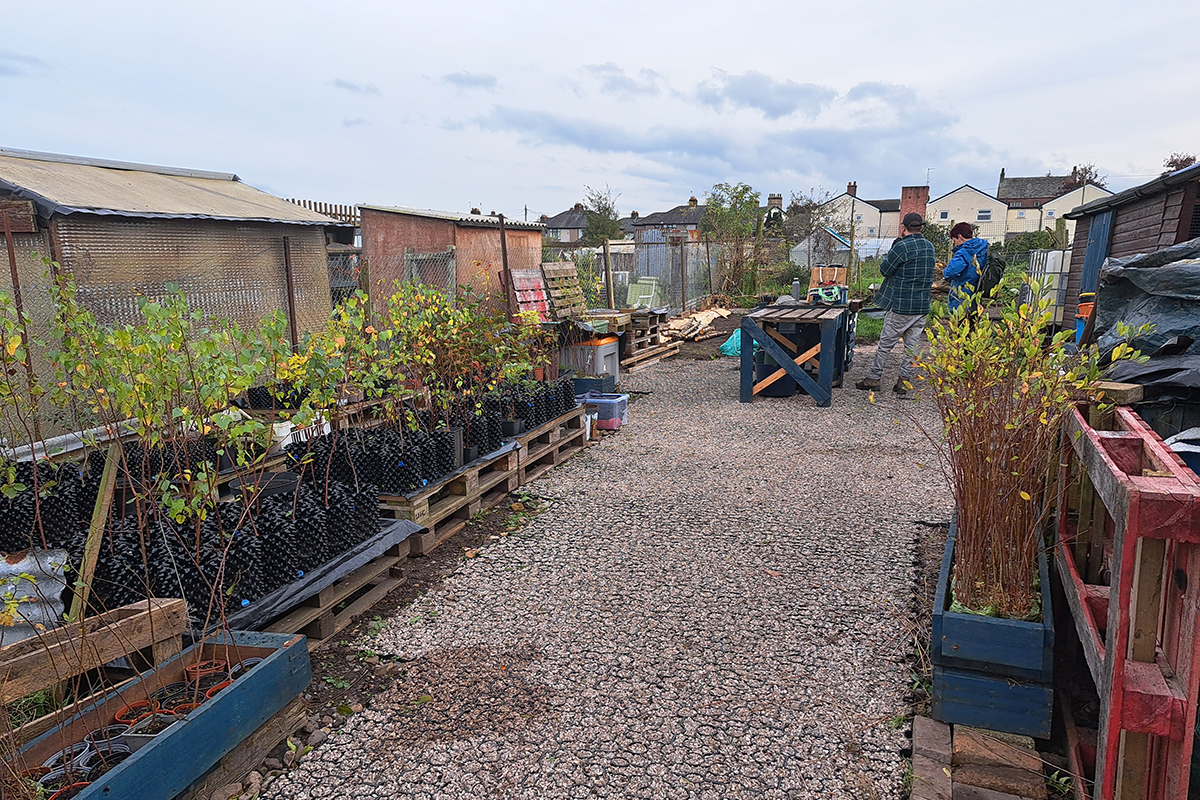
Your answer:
[697,71,836,120]
[442,72,498,90]
[0,51,47,78]
[343,118,368,128]
[333,78,380,96]
[582,63,661,97]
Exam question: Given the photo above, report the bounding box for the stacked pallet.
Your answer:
[378,445,519,555]
[541,263,588,320]
[515,406,588,485]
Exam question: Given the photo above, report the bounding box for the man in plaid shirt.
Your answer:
[856,212,935,394]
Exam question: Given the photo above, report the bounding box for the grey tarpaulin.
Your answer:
[217,518,421,633]
[1106,354,1200,393]
[1096,236,1200,354]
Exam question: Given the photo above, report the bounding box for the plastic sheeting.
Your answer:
[1096,236,1200,354]
[218,518,421,633]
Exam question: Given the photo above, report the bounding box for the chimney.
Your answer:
[900,186,930,224]
[847,181,857,197]
[767,193,783,210]
[999,168,1005,181]
[630,210,639,219]
[470,207,482,215]
[688,196,698,207]
[574,202,585,212]
[539,214,548,222]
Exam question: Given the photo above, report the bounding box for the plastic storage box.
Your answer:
[561,337,621,384]
[576,392,628,430]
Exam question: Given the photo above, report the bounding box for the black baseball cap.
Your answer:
[902,212,925,229]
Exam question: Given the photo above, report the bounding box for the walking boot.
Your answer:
[894,379,910,394]
[855,377,880,391]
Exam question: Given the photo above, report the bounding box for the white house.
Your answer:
[925,185,1009,243]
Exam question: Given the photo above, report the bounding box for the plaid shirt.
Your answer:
[875,233,935,315]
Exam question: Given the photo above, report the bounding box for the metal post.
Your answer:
[282,236,299,350]
[704,235,712,295]
[602,238,614,309]
[679,238,687,313]
[498,214,516,317]
[3,211,41,440]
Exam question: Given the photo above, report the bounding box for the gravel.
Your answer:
[265,347,952,800]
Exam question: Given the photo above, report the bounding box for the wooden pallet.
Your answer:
[631,310,669,330]
[621,328,665,357]
[265,539,409,644]
[378,446,519,555]
[622,341,681,372]
[517,407,588,486]
[541,263,588,319]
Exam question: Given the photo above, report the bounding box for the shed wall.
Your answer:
[51,217,330,333]
[1064,216,1091,322]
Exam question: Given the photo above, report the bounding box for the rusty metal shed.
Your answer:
[0,147,350,337]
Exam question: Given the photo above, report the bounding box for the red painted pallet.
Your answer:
[1055,404,1200,800]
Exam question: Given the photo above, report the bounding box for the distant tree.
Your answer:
[1164,151,1198,172]
[1059,162,1108,193]
[579,185,622,246]
[702,182,763,295]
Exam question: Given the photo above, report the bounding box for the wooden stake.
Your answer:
[67,442,120,622]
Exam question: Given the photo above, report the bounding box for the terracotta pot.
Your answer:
[184,659,228,682]
[533,367,545,381]
[204,679,232,700]
[114,699,156,725]
[48,781,91,800]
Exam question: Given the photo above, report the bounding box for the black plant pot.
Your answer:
[501,419,525,437]
[461,445,479,465]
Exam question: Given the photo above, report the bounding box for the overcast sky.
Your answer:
[4,1,1197,221]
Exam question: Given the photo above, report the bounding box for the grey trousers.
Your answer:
[868,311,926,381]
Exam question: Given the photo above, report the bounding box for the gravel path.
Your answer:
[266,348,952,800]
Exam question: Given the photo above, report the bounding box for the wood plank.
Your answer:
[175,697,306,800]
[0,599,188,703]
[765,326,797,353]
[69,441,120,621]
[752,343,821,395]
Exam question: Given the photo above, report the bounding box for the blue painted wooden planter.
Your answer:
[930,520,1054,738]
[17,630,310,800]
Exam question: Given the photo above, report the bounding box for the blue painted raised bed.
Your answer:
[930,519,1054,738]
[16,629,310,800]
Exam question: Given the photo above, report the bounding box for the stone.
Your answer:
[912,753,952,800]
[953,727,1043,774]
[954,764,1047,800]
[914,716,952,764]
[365,656,380,665]
[211,783,243,800]
[308,728,329,748]
[303,717,319,734]
[350,703,364,713]
[262,757,284,771]
[244,771,263,797]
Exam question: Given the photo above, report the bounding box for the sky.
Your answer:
[3,1,1198,221]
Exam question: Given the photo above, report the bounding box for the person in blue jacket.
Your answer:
[945,222,988,312]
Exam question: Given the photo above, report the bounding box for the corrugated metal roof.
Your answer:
[0,147,343,226]
[359,204,545,230]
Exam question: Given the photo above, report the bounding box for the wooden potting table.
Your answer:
[738,302,859,407]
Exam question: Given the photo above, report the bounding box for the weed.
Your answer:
[1047,769,1073,797]
[322,676,351,690]
[367,616,385,637]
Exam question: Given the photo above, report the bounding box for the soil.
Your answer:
[137,716,177,735]
[909,522,949,715]
[302,489,549,719]
[672,310,746,361]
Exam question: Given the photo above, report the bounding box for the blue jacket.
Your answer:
[944,237,987,310]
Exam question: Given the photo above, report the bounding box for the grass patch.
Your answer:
[856,314,883,343]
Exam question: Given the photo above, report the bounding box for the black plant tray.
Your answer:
[215,518,422,633]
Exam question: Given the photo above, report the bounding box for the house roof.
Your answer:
[864,198,900,213]
[996,174,1071,201]
[821,193,893,212]
[1065,162,1200,220]
[0,147,343,226]
[928,184,1005,205]
[543,207,587,230]
[619,216,637,234]
[359,204,545,230]
[634,204,708,227]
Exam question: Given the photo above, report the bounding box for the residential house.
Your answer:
[358,205,544,312]
[1062,162,1200,321]
[631,196,708,244]
[996,169,1112,239]
[618,211,640,237]
[820,182,895,241]
[0,147,346,335]
[925,185,1009,243]
[541,203,587,242]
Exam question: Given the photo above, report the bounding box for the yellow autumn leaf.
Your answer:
[1020,491,1031,501]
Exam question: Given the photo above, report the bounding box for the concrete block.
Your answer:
[913,753,952,800]
[954,764,1046,800]
[914,715,953,763]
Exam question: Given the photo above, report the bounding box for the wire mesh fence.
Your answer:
[547,240,719,313]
